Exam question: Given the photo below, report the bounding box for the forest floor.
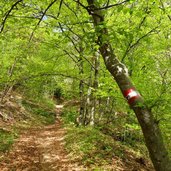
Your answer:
[0,99,154,171]
[0,105,85,171]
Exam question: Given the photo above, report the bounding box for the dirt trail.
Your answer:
[0,105,83,171]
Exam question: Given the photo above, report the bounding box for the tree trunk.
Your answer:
[78,54,85,126]
[90,51,100,126]
[86,1,171,170]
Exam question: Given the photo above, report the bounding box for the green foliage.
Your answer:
[64,124,147,167]
[62,107,78,124]
[0,129,17,153]
[0,0,170,163]
[65,125,120,166]
[22,100,56,125]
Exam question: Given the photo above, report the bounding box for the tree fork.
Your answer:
[86,0,171,170]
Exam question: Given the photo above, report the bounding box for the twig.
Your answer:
[29,0,57,42]
[0,0,23,33]
[122,26,159,62]
[57,0,63,18]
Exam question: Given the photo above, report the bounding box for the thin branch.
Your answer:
[106,0,110,7]
[94,0,130,11]
[0,0,23,33]
[73,0,88,11]
[130,27,158,49]
[122,26,158,62]
[59,23,97,70]
[58,22,80,53]
[63,1,78,17]
[57,0,63,18]
[46,13,93,25]
[63,50,78,64]
[29,0,57,42]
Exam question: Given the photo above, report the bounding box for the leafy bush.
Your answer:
[62,107,78,124]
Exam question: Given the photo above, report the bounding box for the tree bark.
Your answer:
[86,1,171,170]
[90,51,100,126]
[78,54,85,125]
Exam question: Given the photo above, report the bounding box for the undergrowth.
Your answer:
[0,129,17,153]
[22,100,56,125]
[0,96,56,154]
[65,125,125,167]
[62,107,152,169]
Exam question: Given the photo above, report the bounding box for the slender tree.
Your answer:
[85,0,171,170]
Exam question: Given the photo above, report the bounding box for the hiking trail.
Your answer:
[0,105,84,171]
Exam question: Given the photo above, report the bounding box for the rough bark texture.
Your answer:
[86,0,171,170]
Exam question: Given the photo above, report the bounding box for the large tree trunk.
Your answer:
[86,1,171,170]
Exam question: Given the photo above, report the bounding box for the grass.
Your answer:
[65,125,129,167]
[62,107,153,169]
[64,124,154,170]
[21,100,56,125]
[0,129,17,153]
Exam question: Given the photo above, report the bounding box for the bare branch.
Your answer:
[63,50,78,64]
[58,22,81,54]
[8,14,40,20]
[0,0,23,33]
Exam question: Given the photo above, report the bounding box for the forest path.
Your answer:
[0,105,82,171]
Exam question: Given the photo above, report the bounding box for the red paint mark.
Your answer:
[123,88,140,104]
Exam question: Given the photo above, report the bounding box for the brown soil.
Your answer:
[0,105,84,171]
[0,104,154,171]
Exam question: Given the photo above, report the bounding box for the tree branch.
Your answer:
[29,0,57,42]
[122,26,159,62]
[0,0,23,33]
[73,0,88,11]
[94,0,130,11]
[57,0,63,18]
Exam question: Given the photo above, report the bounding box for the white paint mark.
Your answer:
[126,91,138,100]
[116,66,123,75]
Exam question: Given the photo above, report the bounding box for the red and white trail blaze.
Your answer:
[123,88,140,104]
